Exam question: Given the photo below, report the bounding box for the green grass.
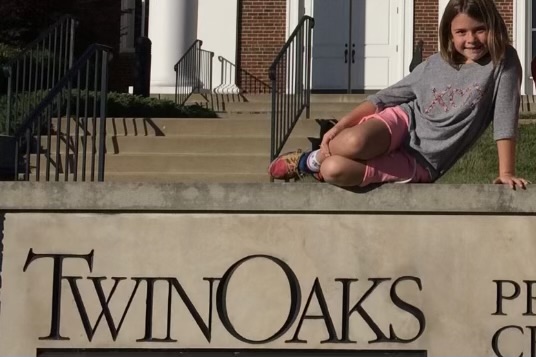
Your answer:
[438,123,536,183]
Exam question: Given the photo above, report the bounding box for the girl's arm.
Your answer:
[319,101,377,156]
[493,138,529,189]
[319,59,428,156]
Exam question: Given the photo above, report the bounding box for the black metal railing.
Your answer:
[13,44,111,182]
[2,15,77,136]
[409,39,424,72]
[269,16,314,162]
[215,56,271,94]
[174,39,214,106]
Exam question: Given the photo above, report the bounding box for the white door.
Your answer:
[311,0,351,91]
[312,0,403,92]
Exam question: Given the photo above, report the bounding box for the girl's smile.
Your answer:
[450,13,489,64]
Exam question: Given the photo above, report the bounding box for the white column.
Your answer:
[403,0,414,77]
[514,0,530,95]
[149,0,198,94]
[198,0,237,94]
[438,0,449,26]
[286,0,305,38]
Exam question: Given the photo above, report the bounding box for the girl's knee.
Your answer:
[320,157,361,186]
[332,129,367,154]
[320,157,342,181]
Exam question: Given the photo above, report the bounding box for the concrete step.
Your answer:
[103,172,270,183]
[223,101,361,113]
[30,171,271,183]
[36,135,316,157]
[214,111,348,120]
[109,136,315,154]
[185,93,371,104]
[51,117,333,137]
[30,153,269,174]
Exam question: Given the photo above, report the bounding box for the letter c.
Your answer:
[492,325,523,357]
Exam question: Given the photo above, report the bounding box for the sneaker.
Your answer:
[268,149,304,180]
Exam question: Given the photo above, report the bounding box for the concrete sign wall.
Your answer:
[0,183,535,357]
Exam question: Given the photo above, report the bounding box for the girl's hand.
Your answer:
[320,126,342,157]
[493,174,530,190]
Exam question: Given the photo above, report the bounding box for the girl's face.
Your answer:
[450,12,489,64]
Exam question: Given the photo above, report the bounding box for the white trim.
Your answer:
[438,0,449,50]
[439,0,449,25]
[286,0,305,38]
[304,0,313,17]
[515,0,531,95]
[403,0,414,77]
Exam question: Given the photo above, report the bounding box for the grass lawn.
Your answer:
[438,123,536,183]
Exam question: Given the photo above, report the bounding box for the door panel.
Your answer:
[311,0,403,92]
[351,0,400,90]
[311,0,350,90]
[354,58,390,89]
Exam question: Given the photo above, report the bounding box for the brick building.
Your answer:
[92,0,533,94]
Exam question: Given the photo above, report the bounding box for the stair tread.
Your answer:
[108,152,269,157]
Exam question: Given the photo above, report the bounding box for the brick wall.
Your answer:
[70,0,515,92]
[237,0,286,84]
[414,0,514,60]
[414,0,438,59]
[495,0,514,41]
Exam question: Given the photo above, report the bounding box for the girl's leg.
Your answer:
[319,155,367,187]
[269,107,408,182]
[322,149,432,187]
[325,118,391,161]
[311,118,391,186]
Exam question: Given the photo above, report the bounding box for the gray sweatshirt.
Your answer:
[367,45,522,180]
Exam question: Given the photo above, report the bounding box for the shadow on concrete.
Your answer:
[0,213,4,299]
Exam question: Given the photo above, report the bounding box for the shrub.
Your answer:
[106,92,217,118]
[0,91,217,135]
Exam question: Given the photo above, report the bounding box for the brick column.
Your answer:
[495,0,514,41]
[414,0,438,59]
[237,0,286,85]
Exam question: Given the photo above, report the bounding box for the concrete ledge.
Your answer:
[0,182,534,213]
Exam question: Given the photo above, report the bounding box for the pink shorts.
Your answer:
[359,106,431,187]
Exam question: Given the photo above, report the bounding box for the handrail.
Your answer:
[14,44,112,182]
[215,56,271,94]
[174,39,214,105]
[409,39,424,72]
[2,15,77,136]
[269,16,315,163]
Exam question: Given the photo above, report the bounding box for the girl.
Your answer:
[269,0,529,190]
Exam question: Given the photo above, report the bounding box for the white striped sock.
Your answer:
[306,150,321,173]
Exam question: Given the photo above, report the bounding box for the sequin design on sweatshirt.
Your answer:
[424,84,484,114]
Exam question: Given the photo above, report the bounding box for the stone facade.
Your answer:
[0,182,536,357]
